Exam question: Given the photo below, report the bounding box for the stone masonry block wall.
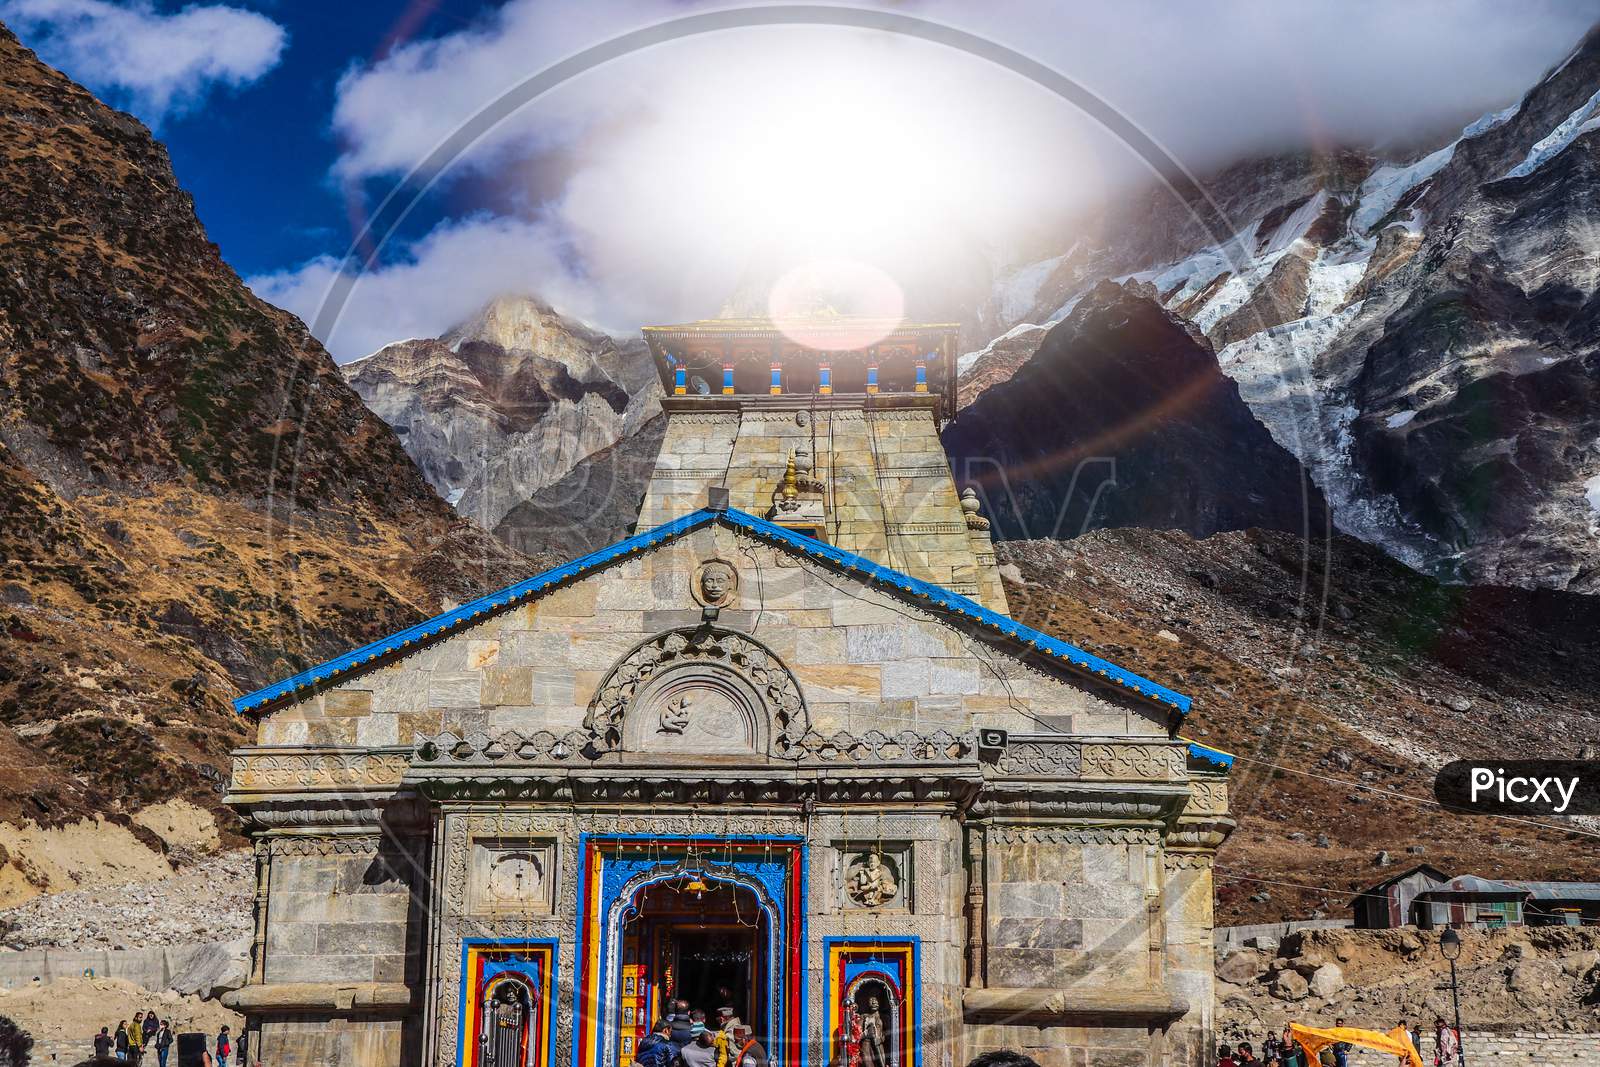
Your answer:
[257,1014,405,1067]
[965,1021,1163,1067]
[637,403,1008,612]
[255,528,1166,749]
[984,832,1154,993]
[1347,1033,1600,1065]
[261,841,421,989]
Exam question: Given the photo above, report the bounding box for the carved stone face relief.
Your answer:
[694,559,738,608]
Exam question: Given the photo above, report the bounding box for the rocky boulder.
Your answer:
[1218,950,1266,985]
[1271,969,1309,1001]
[1308,963,1345,998]
[168,937,251,999]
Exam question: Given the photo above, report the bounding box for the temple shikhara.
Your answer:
[224,313,1234,1067]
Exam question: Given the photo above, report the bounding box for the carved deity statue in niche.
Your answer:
[857,995,889,1067]
[845,850,899,907]
[694,560,738,608]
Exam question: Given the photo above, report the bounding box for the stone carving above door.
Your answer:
[585,626,808,756]
[625,664,766,754]
[692,558,739,608]
[839,845,909,910]
[469,838,556,915]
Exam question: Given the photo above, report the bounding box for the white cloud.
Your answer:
[280,0,1600,357]
[247,215,603,361]
[3,0,287,124]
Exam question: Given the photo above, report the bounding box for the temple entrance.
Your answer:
[614,873,771,1064]
[580,837,803,1067]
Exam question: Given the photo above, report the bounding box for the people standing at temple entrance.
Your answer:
[729,1023,767,1067]
[93,1026,113,1060]
[668,1000,695,1046]
[680,1024,717,1067]
[637,1020,682,1067]
[712,1006,741,1067]
[1432,1017,1460,1066]
[1275,1028,1307,1067]
[215,1024,231,1067]
[114,1021,130,1061]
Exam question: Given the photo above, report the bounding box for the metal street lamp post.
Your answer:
[1440,927,1466,1067]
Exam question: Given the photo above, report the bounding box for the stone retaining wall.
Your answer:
[1347,1031,1600,1065]
[0,937,247,995]
[1214,919,1353,950]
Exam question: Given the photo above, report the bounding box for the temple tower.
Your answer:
[639,315,1008,613]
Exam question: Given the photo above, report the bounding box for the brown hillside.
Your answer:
[998,529,1600,926]
[0,23,537,894]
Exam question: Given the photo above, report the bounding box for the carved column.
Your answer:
[249,837,270,985]
[963,820,986,987]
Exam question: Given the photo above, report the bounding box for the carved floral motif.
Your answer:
[1080,743,1184,781]
[993,740,1082,776]
[586,627,808,751]
[230,750,409,791]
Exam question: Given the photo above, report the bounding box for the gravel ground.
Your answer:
[0,849,252,950]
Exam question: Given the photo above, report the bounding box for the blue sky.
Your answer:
[5,0,1599,360]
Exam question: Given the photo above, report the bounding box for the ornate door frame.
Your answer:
[573,835,808,1067]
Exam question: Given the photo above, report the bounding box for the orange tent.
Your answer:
[1290,1023,1423,1067]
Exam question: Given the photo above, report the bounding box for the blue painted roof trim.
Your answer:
[1182,739,1235,771]
[234,507,1192,715]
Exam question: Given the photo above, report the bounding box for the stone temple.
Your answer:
[224,315,1234,1067]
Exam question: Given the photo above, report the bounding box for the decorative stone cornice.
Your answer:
[265,834,383,857]
[962,986,1189,1025]
[234,796,429,833]
[985,825,1161,845]
[228,747,410,795]
[985,737,1187,784]
[1184,778,1229,817]
[224,982,413,1016]
[413,727,975,771]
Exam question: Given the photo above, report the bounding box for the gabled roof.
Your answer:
[233,507,1193,716]
[1418,875,1529,899]
[1353,863,1451,895]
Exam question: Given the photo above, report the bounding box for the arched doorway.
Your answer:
[479,974,534,1067]
[461,941,556,1067]
[578,837,804,1067]
[612,870,772,1063]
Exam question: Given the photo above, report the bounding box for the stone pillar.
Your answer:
[1164,772,1235,1067]
[963,820,986,987]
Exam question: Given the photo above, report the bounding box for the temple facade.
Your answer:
[224,316,1234,1067]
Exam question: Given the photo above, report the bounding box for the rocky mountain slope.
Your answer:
[0,23,534,903]
[343,295,662,535]
[973,27,1600,593]
[1218,926,1600,1040]
[944,282,1328,541]
[998,528,1600,926]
